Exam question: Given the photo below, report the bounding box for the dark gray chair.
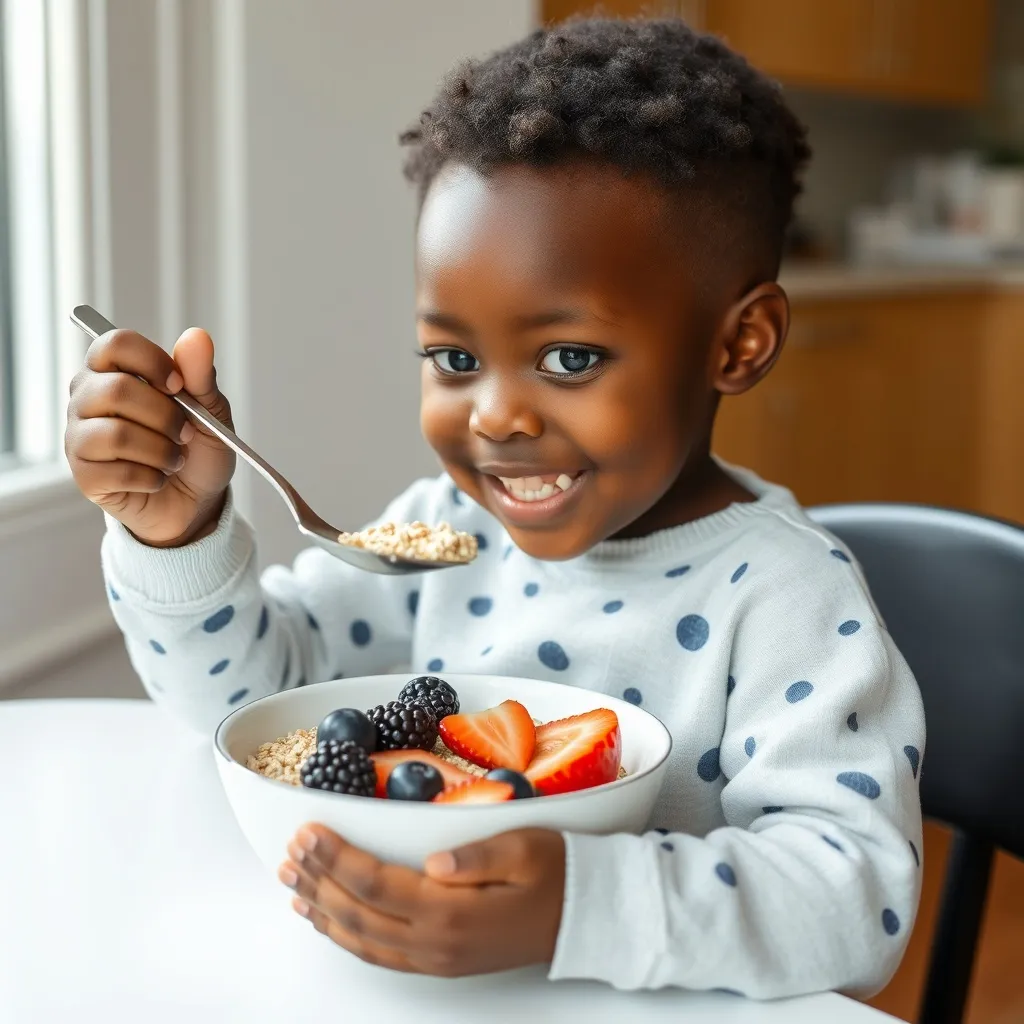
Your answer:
[808,503,1024,1024]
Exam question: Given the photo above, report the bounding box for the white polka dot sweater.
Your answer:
[101,464,925,999]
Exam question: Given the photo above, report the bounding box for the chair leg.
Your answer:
[918,832,994,1024]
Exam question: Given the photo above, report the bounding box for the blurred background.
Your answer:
[0,1,1020,1020]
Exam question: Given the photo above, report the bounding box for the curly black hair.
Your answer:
[401,16,810,276]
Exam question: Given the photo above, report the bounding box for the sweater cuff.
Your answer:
[548,832,666,989]
[101,491,255,607]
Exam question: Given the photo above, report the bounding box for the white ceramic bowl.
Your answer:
[214,673,672,871]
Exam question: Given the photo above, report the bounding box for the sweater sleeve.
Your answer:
[101,478,447,734]
[549,553,925,998]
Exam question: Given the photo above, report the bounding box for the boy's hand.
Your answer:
[279,825,566,976]
[65,327,236,546]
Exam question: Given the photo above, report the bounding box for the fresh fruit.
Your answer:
[438,700,536,772]
[398,675,460,720]
[316,708,376,751]
[299,739,376,797]
[525,708,621,796]
[367,701,438,751]
[485,768,535,799]
[386,761,445,802]
[369,749,473,798]
[433,778,515,804]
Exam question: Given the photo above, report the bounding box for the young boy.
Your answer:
[65,17,924,1000]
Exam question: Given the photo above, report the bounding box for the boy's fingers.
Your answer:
[85,330,182,393]
[72,457,168,497]
[294,898,417,974]
[71,372,193,444]
[71,417,185,474]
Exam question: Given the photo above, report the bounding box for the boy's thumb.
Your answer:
[171,328,232,422]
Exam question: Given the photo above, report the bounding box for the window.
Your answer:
[0,8,15,462]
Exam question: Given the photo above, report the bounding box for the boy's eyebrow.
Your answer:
[417,307,601,333]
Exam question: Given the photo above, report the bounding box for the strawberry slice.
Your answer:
[433,778,515,804]
[369,749,473,799]
[438,700,536,772]
[525,708,622,796]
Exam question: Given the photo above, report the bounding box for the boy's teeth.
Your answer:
[498,473,577,502]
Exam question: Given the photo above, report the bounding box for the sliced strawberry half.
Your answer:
[369,749,473,799]
[433,778,515,804]
[525,708,622,796]
[438,700,536,772]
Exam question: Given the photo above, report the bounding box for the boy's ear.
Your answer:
[712,282,789,396]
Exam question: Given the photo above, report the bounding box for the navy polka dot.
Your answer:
[503,544,513,561]
[227,688,249,705]
[882,909,900,935]
[468,596,493,616]
[210,659,230,675]
[256,605,269,639]
[676,614,710,651]
[665,564,691,578]
[623,687,643,705]
[831,549,851,563]
[538,641,569,671]
[715,862,737,886]
[603,600,624,614]
[785,680,814,703]
[350,620,372,647]
[524,582,539,597]
[427,658,444,672]
[904,745,920,779]
[838,619,861,636]
[744,736,756,757]
[910,840,920,866]
[149,640,166,655]
[762,806,784,814]
[307,612,320,631]
[847,712,859,731]
[697,747,721,782]
[109,587,120,601]
[451,485,462,505]
[481,646,492,656]
[407,590,419,617]
[730,563,748,583]
[727,675,736,696]
[660,841,675,852]
[203,606,235,633]
[837,771,881,799]
[822,835,844,853]
[654,828,669,835]
[474,533,488,550]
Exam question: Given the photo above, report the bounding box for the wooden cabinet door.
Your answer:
[886,0,992,106]
[713,294,985,510]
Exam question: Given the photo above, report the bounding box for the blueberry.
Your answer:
[485,768,535,799]
[316,708,376,752]
[386,761,444,802]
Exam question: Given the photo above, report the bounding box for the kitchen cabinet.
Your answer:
[540,1,992,107]
[713,291,989,512]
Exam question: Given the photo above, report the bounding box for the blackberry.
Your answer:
[368,700,438,751]
[398,675,460,721]
[300,739,376,797]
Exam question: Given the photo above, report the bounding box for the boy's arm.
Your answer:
[101,478,445,734]
[549,569,925,997]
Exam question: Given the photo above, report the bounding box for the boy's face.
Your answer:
[415,161,777,560]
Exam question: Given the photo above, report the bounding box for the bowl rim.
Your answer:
[213,672,673,811]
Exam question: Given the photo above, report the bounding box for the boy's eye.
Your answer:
[431,349,479,374]
[539,346,602,375]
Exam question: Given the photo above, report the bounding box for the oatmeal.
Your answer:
[337,521,477,563]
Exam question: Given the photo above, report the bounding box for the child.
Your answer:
[65,17,924,1000]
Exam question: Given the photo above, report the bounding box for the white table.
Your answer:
[0,700,903,1024]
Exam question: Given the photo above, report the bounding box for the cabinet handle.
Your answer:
[786,321,864,348]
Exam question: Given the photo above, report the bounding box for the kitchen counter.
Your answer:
[780,261,1024,300]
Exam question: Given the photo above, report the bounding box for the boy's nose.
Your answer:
[469,385,543,442]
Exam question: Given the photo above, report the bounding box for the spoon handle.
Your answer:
[70,305,312,530]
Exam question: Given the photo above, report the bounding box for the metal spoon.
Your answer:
[71,305,470,576]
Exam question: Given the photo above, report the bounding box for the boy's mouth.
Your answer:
[495,472,578,503]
